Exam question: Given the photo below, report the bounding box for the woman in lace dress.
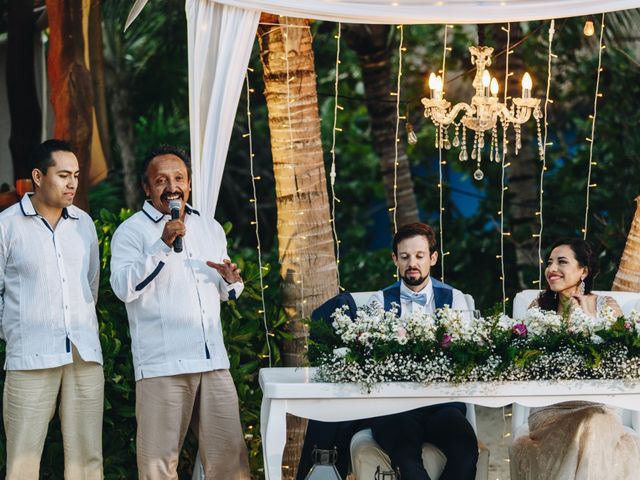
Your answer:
[510,238,640,480]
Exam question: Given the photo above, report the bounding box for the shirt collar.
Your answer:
[400,277,433,304]
[141,200,200,223]
[19,193,79,220]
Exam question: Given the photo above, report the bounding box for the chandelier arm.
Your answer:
[427,102,473,126]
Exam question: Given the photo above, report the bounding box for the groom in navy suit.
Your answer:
[363,222,478,480]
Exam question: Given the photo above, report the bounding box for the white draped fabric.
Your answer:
[126,0,640,216]
[185,1,260,213]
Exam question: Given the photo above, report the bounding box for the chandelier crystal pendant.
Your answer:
[421,46,544,180]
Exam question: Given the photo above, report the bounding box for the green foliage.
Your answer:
[0,211,286,478]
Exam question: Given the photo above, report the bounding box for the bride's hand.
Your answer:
[570,294,597,317]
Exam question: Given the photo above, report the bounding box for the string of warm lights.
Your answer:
[282,21,306,318]
[535,19,555,287]
[391,24,404,234]
[330,23,343,290]
[583,13,606,239]
[498,23,512,314]
[244,71,272,367]
[437,25,453,281]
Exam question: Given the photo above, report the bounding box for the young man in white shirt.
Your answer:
[109,145,250,479]
[0,139,103,479]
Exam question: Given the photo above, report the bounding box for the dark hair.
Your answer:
[140,145,191,185]
[392,222,437,255]
[537,237,599,311]
[30,139,73,175]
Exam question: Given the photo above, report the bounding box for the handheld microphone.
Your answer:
[168,200,183,253]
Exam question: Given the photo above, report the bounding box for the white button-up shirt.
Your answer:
[0,194,102,370]
[369,278,469,317]
[110,201,242,381]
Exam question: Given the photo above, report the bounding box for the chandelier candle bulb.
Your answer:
[522,72,532,98]
[482,70,491,96]
[490,77,499,97]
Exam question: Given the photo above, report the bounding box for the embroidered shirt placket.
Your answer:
[42,216,73,353]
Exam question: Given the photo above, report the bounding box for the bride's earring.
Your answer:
[578,277,586,295]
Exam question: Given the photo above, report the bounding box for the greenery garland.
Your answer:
[309,304,640,389]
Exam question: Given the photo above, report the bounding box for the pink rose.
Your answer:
[396,327,407,339]
[512,323,528,337]
[441,333,452,348]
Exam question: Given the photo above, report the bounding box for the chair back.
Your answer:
[513,289,640,319]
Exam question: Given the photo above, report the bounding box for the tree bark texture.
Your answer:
[46,0,94,210]
[613,196,640,291]
[258,15,339,479]
[7,0,42,182]
[342,24,420,231]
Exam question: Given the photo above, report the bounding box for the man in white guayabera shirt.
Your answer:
[109,145,250,479]
[0,139,103,479]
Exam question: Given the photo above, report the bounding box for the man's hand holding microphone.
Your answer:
[161,199,185,252]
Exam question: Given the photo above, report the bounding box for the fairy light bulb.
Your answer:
[521,72,532,98]
[584,20,595,37]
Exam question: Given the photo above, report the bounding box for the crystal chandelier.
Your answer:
[421,46,543,180]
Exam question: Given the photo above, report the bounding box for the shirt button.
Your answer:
[202,310,206,315]
[62,278,66,282]
[65,305,69,310]
[189,253,193,258]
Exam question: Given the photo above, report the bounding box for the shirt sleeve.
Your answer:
[87,218,100,305]
[0,224,6,340]
[110,222,172,303]
[213,220,243,302]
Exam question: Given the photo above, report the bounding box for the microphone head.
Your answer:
[168,199,181,213]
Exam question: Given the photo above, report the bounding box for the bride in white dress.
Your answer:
[510,238,640,480]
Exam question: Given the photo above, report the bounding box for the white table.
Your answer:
[259,367,640,480]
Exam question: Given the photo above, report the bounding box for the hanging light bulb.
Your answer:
[583,19,595,37]
[406,121,418,145]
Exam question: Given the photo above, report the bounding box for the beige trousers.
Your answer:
[3,347,104,480]
[135,369,250,480]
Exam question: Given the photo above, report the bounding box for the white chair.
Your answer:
[349,291,489,480]
[510,289,640,439]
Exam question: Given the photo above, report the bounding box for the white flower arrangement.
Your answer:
[310,305,640,388]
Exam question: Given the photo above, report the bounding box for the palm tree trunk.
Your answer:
[258,14,339,479]
[613,196,640,291]
[46,0,94,210]
[342,24,419,230]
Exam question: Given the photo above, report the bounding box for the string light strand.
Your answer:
[329,23,343,290]
[438,25,452,281]
[537,19,555,286]
[392,25,404,234]
[245,72,272,367]
[499,23,511,313]
[282,20,305,318]
[583,13,606,239]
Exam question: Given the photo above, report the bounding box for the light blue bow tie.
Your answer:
[400,290,428,306]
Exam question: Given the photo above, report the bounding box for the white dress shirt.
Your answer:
[0,194,101,370]
[368,278,469,318]
[110,201,243,381]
